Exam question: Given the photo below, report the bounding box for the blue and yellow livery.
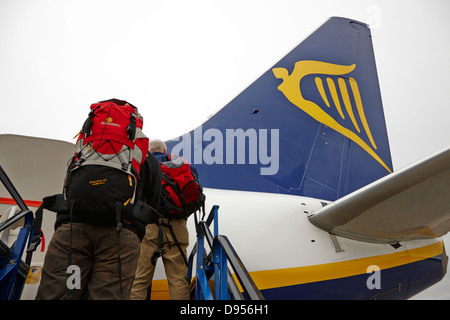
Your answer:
[166,17,393,202]
[0,17,448,300]
[164,17,450,299]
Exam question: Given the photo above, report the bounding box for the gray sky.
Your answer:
[1,0,449,299]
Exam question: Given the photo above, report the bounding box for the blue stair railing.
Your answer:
[0,166,38,300]
[188,205,264,300]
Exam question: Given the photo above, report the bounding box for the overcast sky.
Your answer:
[1,0,449,299]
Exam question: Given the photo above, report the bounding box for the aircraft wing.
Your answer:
[308,146,450,244]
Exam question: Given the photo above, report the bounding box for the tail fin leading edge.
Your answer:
[166,17,393,201]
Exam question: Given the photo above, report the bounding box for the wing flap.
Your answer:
[308,146,450,243]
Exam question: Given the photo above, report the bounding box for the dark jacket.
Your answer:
[131,152,162,237]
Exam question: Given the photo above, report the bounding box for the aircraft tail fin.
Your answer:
[166,17,393,201]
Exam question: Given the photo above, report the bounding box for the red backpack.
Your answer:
[64,99,149,225]
[160,156,205,219]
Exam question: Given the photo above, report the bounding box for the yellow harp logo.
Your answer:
[273,60,391,173]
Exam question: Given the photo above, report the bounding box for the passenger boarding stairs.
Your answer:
[188,205,264,300]
[0,163,263,300]
[0,166,41,300]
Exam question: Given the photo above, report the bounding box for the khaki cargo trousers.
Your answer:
[35,222,140,300]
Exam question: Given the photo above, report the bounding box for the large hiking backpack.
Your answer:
[64,99,149,225]
[160,156,205,220]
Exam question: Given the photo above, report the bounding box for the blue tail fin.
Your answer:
[165,17,393,201]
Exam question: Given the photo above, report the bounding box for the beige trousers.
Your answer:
[130,218,190,300]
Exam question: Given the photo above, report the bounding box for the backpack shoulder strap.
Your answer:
[150,219,188,267]
[25,193,67,265]
[160,220,188,267]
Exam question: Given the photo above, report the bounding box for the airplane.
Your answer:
[1,16,449,300]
